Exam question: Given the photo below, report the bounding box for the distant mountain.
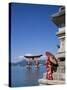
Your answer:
[11,59,46,66]
[11,59,27,66]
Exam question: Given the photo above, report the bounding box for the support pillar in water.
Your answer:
[27,58,32,68]
[34,57,39,68]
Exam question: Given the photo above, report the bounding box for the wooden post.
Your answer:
[34,57,39,68]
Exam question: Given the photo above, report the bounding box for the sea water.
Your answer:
[11,65,46,87]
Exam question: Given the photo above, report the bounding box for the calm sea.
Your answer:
[11,65,46,87]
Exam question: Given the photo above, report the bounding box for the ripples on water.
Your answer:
[11,65,46,87]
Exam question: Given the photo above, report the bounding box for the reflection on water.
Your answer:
[11,65,46,87]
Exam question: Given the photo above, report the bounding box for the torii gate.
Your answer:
[24,55,42,68]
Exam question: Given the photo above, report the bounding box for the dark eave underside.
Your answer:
[24,55,42,58]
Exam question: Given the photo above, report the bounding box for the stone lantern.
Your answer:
[51,6,65,80]
[51,6,65,61]
[38,6,65,85]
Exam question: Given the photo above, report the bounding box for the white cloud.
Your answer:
[12,54,47,63]
[12,53,33,63]
[40,55,47,60]
[24,53,32,56]
[12,56,25,63]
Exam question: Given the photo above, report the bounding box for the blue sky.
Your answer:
[11,3,60,62]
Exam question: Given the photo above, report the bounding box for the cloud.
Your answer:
[15,56,25,60]
[40,55,47,60]
[12,56,26,63]
[12,53,47,63]
[24,53,32,56]
[12,53,33,63]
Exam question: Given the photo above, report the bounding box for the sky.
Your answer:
[10,3,60,62]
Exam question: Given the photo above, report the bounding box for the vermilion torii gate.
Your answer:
[24,55,42,68]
